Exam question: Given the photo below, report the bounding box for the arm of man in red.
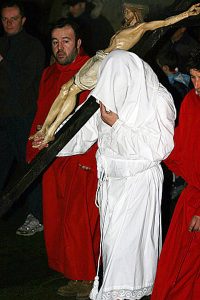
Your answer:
[164,90,200,220]
[164,91,200,184]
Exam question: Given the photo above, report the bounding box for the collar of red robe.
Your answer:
[55,47,90,72]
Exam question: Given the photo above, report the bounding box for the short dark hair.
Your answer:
[0,0,25,17]
[186,48,200,72]
[50,18,81,42]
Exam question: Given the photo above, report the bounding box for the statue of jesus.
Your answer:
[31,1,200,149]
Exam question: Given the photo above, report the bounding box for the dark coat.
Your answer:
[0,29,45,117]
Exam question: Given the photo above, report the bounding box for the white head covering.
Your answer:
[90,50,161,128]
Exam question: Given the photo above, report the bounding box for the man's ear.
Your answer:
[162,65,170,73]
[22,16,26,26]
[77,38,82,50]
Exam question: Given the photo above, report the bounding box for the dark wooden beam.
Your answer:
[0,96,99,217]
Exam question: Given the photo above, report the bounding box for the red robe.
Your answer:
[151,89,200,300]
[26,50,100,280]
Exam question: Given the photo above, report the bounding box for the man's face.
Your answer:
[122,5,137,25]
[51,25,81,65]
[190,68,200,96]
[1,6,26,35]
[123,5,135,22]
[69,2,86,18]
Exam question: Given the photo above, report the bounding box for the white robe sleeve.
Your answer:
[109,87,176,162]
[57,110,99,157]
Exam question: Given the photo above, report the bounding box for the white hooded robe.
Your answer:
[58,50,176,299]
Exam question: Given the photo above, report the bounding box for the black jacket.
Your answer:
[0,29,45,117]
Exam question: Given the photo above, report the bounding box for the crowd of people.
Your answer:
[1,0,200,300]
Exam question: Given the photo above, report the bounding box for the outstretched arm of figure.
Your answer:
[105,3,200,53]
[32,81,82,149]
[142,3,200,32]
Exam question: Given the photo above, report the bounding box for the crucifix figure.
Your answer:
[31,2,200,149]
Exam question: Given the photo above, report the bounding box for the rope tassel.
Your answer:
[89,275,99,299]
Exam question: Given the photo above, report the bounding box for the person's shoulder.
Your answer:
[123,22,145,33]
[41,63,57,80]
[135,21,147,28]
[23,31,44,49]
[173,80,189,97]
[181,88,196,111]
[0,35,7,44]
[30,35,43,45]
[184,88,196,100]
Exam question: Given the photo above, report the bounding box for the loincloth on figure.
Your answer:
[75,50,108,90]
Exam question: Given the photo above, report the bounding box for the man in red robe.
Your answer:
[151,48,200,300]
[26,18,100,299]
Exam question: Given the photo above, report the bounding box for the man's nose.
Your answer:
[6,19,13,25]
[58,41,64,50]
[194,78,200,89]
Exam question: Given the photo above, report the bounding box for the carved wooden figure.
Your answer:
[30,2,200,149]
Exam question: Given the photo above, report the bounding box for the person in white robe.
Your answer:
[57,49,176,300]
